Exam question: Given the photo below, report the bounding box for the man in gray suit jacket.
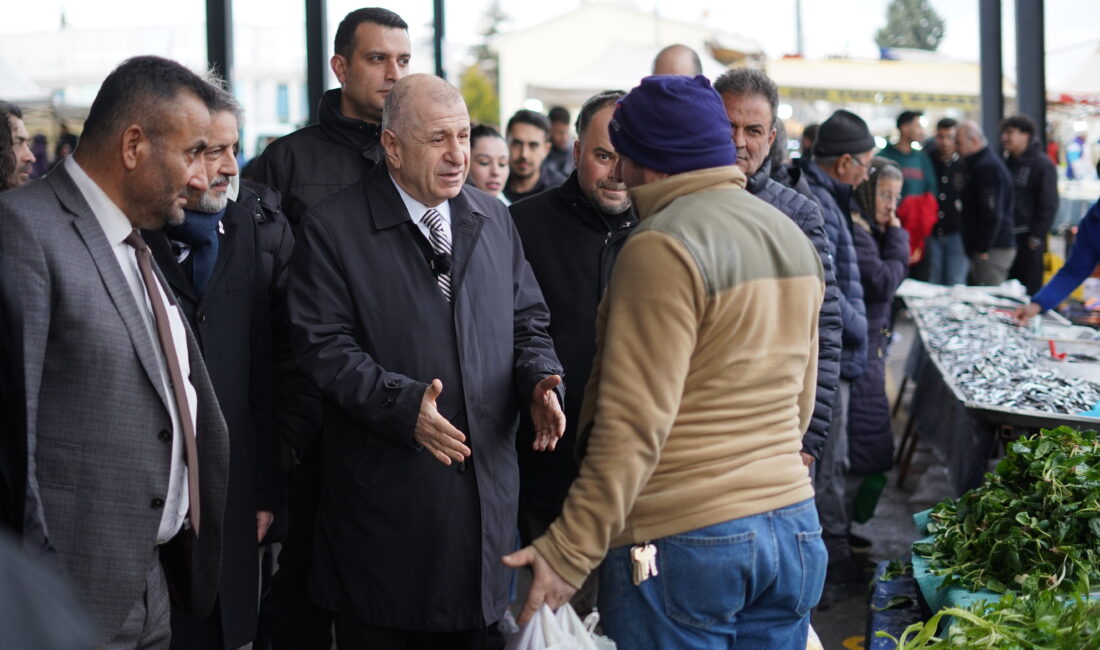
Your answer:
[0,56,230,648]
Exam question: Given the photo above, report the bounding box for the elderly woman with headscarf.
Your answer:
[847,157,909,498]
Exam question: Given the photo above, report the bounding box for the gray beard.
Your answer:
[193,192,228,213]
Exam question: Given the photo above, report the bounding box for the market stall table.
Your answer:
[895,291,1100,495]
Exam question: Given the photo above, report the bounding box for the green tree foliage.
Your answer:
[875,0,947,51]
[470,0,508,81]
[461,65,500,128]
[463,0,507,127]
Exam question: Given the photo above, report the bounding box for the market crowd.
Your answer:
[0,6,1078,650]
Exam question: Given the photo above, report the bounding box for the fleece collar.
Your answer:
[630,165,745,220]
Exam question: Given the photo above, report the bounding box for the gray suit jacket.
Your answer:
[0,165,229,645]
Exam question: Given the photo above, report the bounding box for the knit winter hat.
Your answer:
[609,75,737,175]
[812,109,876,158]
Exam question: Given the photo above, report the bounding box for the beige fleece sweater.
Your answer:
[532,166,824,588]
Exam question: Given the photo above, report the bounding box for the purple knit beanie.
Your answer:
[609,75,737,175]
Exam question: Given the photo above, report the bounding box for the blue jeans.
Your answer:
[924,232,969,286]
[598,499,826,649]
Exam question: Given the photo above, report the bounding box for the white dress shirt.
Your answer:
[66,156,197,544]
[390,174,453,243]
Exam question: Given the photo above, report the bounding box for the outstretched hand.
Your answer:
[415,379,471,465]
[1013,301,1041,326]
[530,375,565,452]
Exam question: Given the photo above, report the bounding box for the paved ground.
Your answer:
[810,312,957,649]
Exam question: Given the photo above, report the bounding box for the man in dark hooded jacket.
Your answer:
[250,8,412,649]
[714,68,841,465]
[1002,115,1058,295]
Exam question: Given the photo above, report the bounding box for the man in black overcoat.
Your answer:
[287,74,565,649]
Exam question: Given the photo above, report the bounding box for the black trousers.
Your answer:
[271,445,332,649]
[334,616,503,650]
[1010,232,1046,296]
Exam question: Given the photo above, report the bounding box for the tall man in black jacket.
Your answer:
[1002,114,1058,295]
[141,88,293,650]
[250,8,411,647]
[510,90,634,614]
[714,68,841,469]
[956,121,1016,286]
[253,7,411,230]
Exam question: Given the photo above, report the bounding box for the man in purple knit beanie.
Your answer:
[505,74,828,649]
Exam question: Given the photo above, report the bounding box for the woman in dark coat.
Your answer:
[849,158,909,477]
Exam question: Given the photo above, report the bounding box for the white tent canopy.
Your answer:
[1048,44,1100,104]
[0,57,52,105]
[525,42,729,108]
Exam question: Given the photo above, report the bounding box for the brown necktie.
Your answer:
[124,230,201,537]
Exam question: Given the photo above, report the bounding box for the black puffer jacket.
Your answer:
[748,160,842,461]
[775,160,823,210]
[252,89,384,231]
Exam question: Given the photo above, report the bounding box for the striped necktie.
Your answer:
[420,208,452,302]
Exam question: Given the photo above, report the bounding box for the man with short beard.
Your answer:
[1,101,36,191]
[0,55,230,648]
[504,109,564,203]
[509,90,635,615]
[140,85,297,650]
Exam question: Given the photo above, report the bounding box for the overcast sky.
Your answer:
[5,0,1099,79]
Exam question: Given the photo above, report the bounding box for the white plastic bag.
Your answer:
[504,604,617,650]
[504,604,569,650]
[806,624,824,650]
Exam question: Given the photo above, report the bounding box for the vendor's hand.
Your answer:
[415,379,471,465]
[1013,301,1042,325]
[530,375,565,452]
[256,510,274,542]
[800,452,815,468]
[502,545,577,624]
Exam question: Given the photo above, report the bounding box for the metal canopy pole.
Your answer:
[434,0,446,80]
[206,0,233,83]
[978,0,1004,147]
[306,0,327,125]
[1015,0,1047,143]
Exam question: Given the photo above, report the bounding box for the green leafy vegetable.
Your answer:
[878,589,1100,649]
[914,426,1100,594]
